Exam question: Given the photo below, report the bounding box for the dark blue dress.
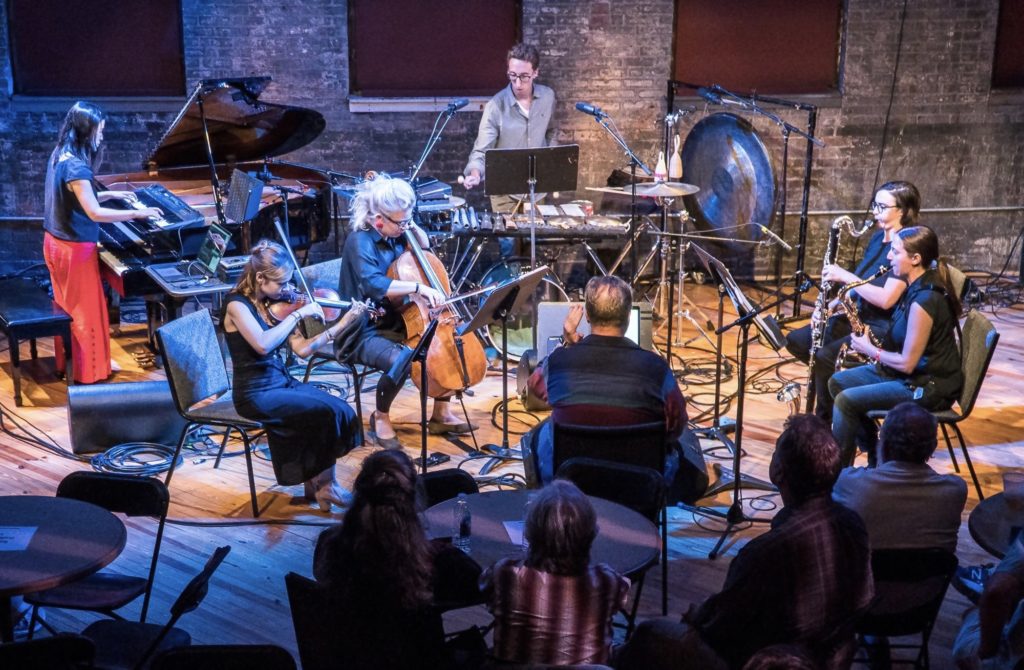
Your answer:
[223,294,359,485]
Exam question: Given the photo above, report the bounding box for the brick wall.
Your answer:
[1,0,1022,277]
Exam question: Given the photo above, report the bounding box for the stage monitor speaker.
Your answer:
[68,380,187,455]
[668,428,709,505]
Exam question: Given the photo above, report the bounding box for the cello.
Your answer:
[387,228,487,399]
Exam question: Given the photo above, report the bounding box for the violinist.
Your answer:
[222,240,361,511]
[339,176,471,449]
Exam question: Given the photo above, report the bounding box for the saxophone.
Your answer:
[804,215,876,412]
[834,266,890,371]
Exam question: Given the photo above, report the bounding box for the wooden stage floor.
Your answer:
[2,282,1022,667]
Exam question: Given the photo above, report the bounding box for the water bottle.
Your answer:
[452,493,471,554]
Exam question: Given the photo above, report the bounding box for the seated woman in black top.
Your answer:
[313,450,481,670]
[222,240,361,511]
[785,180,918,420]
[829,225,963,465]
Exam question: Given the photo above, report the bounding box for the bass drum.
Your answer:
[478,259,568,361]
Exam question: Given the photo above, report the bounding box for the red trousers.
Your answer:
[43,233,111,384]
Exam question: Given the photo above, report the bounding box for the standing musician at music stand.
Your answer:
[339,176,473,449]
[785,180,920,420]
[462,42,557,217]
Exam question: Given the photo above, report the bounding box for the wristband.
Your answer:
[414,283,421,295]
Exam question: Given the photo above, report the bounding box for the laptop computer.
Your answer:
[152,222,233,285]
[536,302,646,356]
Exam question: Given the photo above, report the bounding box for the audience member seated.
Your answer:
[953,533,1024,670]
[741,644,818,670]
[833,401,967,552]
[313,450,481,670]
[615,415,873,670]
[480,479,630,667]
[521,275,688,486]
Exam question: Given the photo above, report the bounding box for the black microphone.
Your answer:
[575,101,607,119]
[446,98,469,112]
[696,87,722,105]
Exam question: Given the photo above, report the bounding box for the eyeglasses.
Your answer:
[380,212,414,228]
[507,72,535,83]
[870,200,899,212]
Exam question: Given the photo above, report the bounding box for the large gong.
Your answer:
[681,113,776,249]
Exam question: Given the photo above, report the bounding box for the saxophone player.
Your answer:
[829,225,963,466]
[785,181,920,420]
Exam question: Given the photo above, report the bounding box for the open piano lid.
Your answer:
[144,76,326,169]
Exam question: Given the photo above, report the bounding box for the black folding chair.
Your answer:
[853,548,958,669]
[418,467,479,507]
[151,644,295,670]
[552,420,670,616]
[82,545,231,670]
[25,471,169,634]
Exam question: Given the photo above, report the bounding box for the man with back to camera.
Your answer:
[832,401,966,553]
[462,42,556,215]
[520,275,690,488]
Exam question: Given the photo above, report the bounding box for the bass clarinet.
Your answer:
[804,215,875,413]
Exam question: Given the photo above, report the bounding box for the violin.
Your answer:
[265,283,384,328]
[265,284,344,325]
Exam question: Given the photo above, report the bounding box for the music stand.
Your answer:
[686,243,789,559]
[484,144,580,270]
[458,266,550,462]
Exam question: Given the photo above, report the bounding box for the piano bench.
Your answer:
[0,278,73,406]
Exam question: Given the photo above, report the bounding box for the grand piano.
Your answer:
[96,76,334,298]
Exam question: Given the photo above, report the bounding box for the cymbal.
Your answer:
[585,183,700,199]
[633,181,701,197]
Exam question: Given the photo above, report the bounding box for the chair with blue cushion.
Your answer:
[157,309,262,517]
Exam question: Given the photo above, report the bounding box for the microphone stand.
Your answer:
[410,103,464,183]
[708,85,822,319]
[583,111,653,280]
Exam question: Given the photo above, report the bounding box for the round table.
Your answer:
[424,490,660,577]
[0,495,127,641]
[968,492,1024,559]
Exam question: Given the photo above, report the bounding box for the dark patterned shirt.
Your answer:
[481,558,629,666]
[691,496,873,669]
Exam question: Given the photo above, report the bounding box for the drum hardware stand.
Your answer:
[267,159,361,256]
[579,107,653,280]
[646,233,717,356]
